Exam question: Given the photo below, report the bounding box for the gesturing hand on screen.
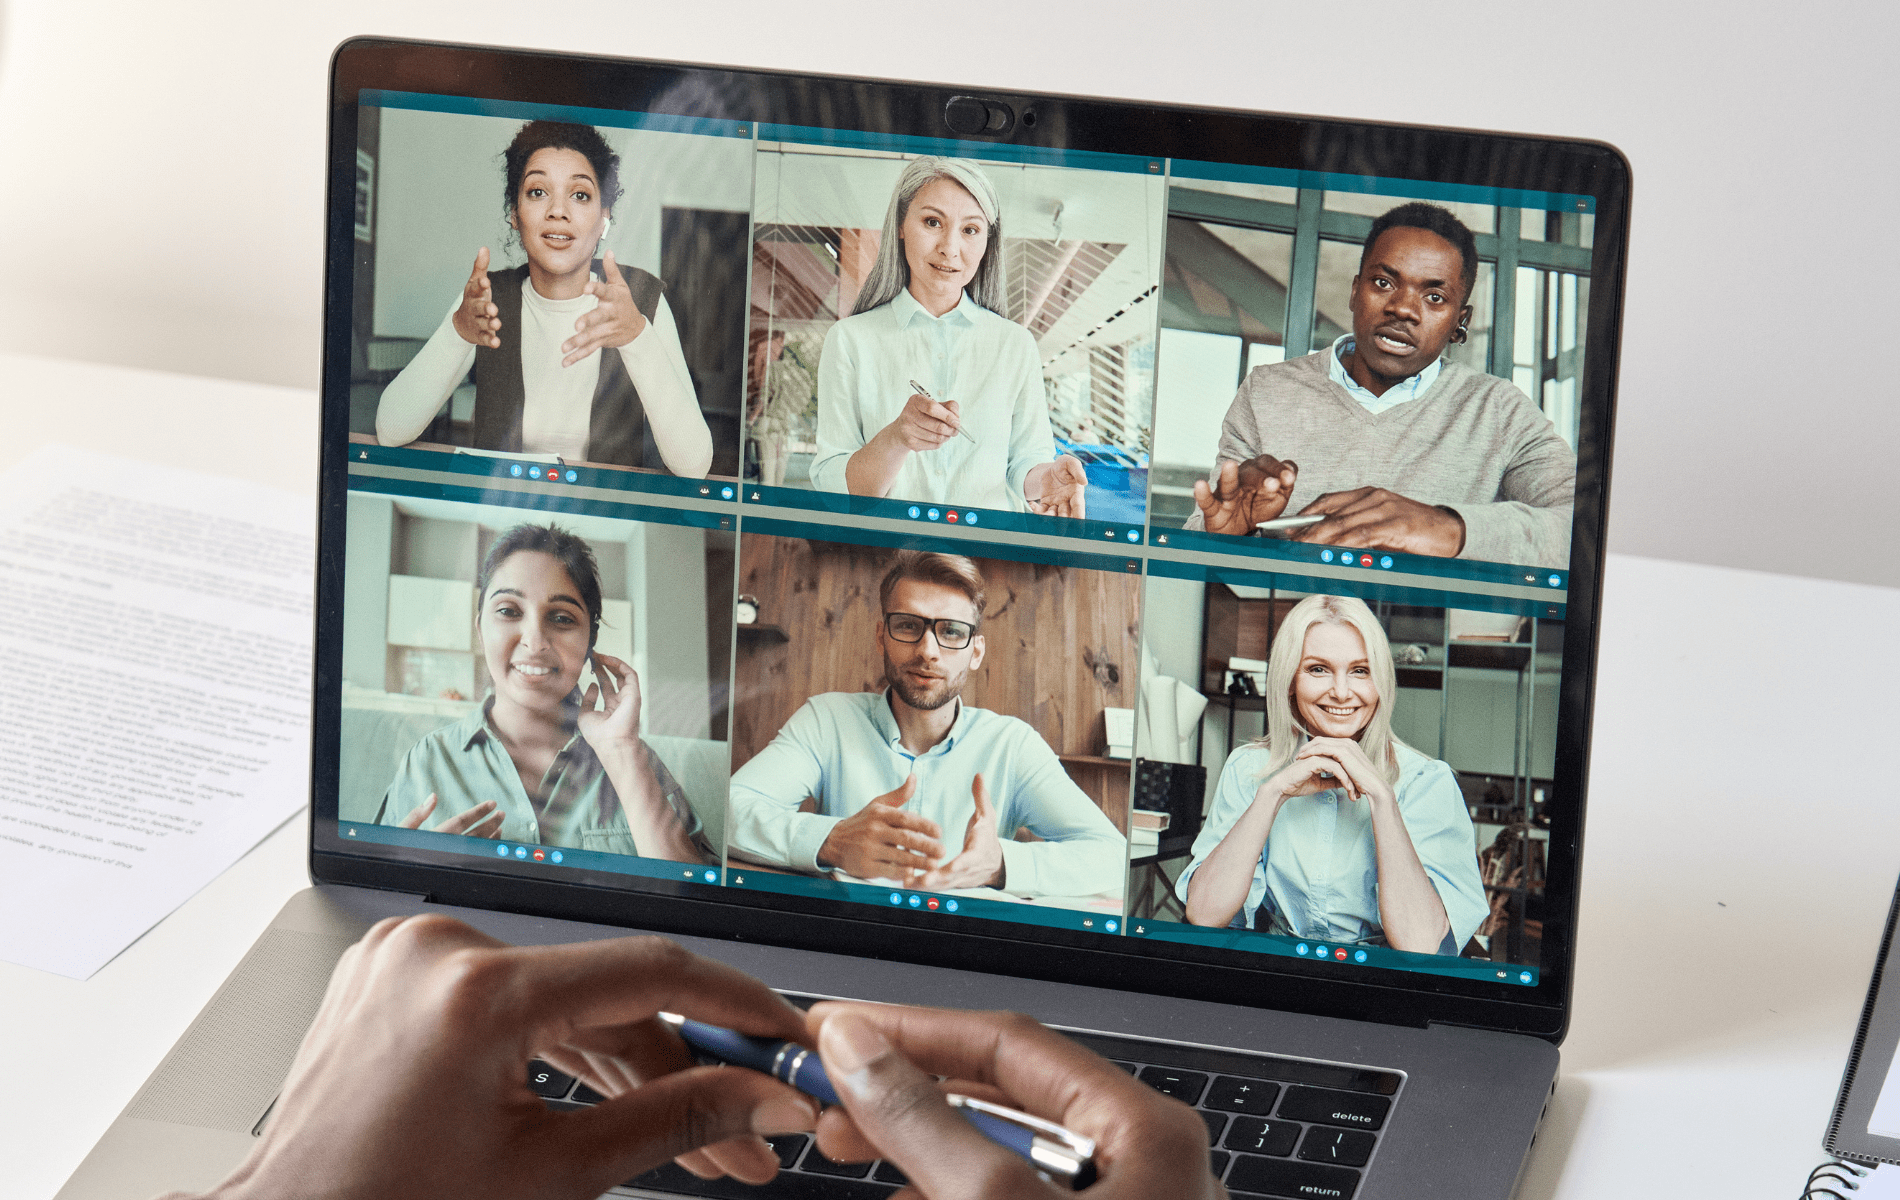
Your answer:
[562,250,650,367]
[809,1004,1223,1200]
[916,773,1005,890]
[1025,456,1089,520]
[577,651,642,760]
[398,793,505,839]
[450,247,502,350]
[816,775,947,883]
[884,390,964,452]
[1294,487,1466,557]
[156,916,821,1200]
[1193,453,1298,536]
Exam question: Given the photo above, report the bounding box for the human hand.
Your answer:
[562,250,650,367]
[916,774,1005,890]
[805,1004,1222,1200]
[1295,488,1465,557]
[815,775,947,883]
[1025,455,1088,519]
[170,916,820,1200]
[1258,745,1359,806]
[577,651,642,760]
[1295,737,1394,807]
[451,247,502,349]
[398,793,504,839]
[1192,454,1298,536]
[881,391,963,453]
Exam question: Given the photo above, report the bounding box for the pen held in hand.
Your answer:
[657,1012,1098,1189]
[909,379,977,444]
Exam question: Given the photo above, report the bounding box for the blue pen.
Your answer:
[657,1013,1098,1189]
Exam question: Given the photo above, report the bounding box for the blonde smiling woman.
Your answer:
[1177,594,1488,955]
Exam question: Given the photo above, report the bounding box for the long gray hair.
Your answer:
[1249,594,1403,788]
[850,156,1006,317]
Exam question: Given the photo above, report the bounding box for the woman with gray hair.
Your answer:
[1176,594,1488,955]
[808,157,1088,517]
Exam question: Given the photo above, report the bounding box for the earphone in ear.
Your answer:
[599,216,611,240]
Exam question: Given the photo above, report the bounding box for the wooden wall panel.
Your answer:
[732,535,1141,776]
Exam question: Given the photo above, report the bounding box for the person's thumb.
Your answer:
[819,1012,1035,1199]
[875,774,918,808]
[544,1065,817,1195]
[971,773,993,820]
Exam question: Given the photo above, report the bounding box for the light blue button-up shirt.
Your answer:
[727,691,1126,899]
[810,289,1057,512]
[1327,333,1444,415]
[1175,740,1488,953]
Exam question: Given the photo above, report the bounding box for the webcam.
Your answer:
[943,96,1014,137]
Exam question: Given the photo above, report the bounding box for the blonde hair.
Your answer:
[1250,594,1402,787]
[851,156,1005,316]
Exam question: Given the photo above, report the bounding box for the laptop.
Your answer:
[56,36,1625,1200]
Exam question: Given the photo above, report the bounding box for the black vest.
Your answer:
[472,261,666,468]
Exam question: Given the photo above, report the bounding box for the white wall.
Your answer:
[2,0,1896,588]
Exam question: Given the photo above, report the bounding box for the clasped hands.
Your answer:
[816,773,1005,891]
[1256,736,1396,812]
[1193,452,1465,557]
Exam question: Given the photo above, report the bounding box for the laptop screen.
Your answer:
[317,45,1621,1025]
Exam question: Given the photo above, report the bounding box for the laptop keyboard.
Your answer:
[529,1018,1403,1200]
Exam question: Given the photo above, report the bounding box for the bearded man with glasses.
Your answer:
[727,550,1126,900]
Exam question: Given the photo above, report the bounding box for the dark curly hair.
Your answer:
[1361,202,1478,303]
[477,523,604,648]
[501,121,623,225]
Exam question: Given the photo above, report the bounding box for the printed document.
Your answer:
[0,446,312,978]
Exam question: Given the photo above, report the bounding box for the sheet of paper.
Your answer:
[1872,1049,1900,1139]
[0,445,312,978]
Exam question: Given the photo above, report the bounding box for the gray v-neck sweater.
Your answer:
[1182,350,1576,569]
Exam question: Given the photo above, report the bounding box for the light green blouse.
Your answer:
[374,695,709,863]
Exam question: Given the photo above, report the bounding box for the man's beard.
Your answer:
[884,654,965,711]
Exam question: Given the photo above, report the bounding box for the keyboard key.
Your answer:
[1205,1075,1280,1114]
[1227,1154,1361,1199]
[799,1145,873,1178]
[571,1082,607,1104]
[766,1134,809,1168]
[1223,1116,1300,1157]
[525,1060,573,1099]
[1110,1060,1138,1074]
[873,1161,910,1185]
[1210,1150,1231,1178]
[1138,1066,1209,1105]
[1200,1109,1228,1144]
[1297,1126,1376,1168]
[1278,1086,1391,1132]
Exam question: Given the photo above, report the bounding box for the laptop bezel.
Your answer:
[312,35,1628,1042]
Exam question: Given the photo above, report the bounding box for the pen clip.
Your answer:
[946,1093,1097,1188]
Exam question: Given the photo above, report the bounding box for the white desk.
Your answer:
[4,352,1890,1198]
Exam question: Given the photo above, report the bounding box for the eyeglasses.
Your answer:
[883,612,977,650]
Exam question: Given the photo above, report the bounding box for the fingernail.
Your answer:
[821,1012,891,1076]
[751,1093,818,1135]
